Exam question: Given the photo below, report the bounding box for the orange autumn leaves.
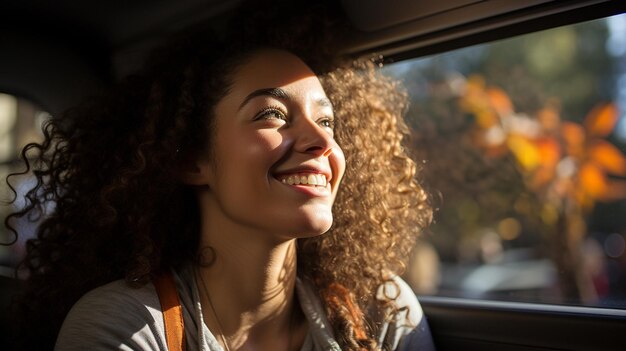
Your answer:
[460,75,626,210]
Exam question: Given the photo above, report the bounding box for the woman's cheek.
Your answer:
[247,130,290,158]
[330,145,346,196]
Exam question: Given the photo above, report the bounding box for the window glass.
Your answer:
[385,13,626,308]
[0,93,50,276]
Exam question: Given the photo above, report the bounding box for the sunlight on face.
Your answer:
[202,49,346,240]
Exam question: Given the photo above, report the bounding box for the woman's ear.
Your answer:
[178,157,213,186]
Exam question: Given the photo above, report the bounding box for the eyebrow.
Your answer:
[238,87,334,111]
[316,97,333,108]
[238,87,289,110]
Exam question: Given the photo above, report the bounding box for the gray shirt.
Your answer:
[55,265,435,350]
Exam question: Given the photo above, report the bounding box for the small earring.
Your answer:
[196,246,217,267]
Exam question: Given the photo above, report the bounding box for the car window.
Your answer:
[0,93,50,276]
[384,13,626,308]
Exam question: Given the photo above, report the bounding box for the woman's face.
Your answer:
[198,49,345,239]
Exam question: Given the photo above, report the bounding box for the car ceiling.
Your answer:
[4,0,606,65]
[1,0,240,49]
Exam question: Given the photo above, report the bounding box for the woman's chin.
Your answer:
[286,212,334,238]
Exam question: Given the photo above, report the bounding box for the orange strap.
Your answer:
[153,272,186,351]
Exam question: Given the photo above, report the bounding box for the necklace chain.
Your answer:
[195,267,297,351]
[195,268,232,351]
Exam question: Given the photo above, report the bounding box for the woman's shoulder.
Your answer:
[376,276,436,351]
[71,278,160,306]
[377,276,424,326]
[55,279,166,350]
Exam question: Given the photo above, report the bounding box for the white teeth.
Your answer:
[317,174,325,186]
[279,173,328,187]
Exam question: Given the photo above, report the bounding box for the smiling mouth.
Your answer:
[276,173,328,187]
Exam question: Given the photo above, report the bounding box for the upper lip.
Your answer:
[273,165,333,182]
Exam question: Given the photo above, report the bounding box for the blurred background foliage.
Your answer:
[386,14,626,306]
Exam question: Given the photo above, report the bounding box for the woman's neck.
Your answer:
[196,206,306,350]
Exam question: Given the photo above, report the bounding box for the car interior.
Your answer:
[1,0,626,350]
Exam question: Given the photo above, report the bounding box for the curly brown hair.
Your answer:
[5,2,431,350]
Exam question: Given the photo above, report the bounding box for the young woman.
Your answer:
[7,2,433,350]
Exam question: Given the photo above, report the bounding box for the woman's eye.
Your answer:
[319,118,335,129]
[256,108,287,122]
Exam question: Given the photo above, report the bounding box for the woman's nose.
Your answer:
[293,117,335,157]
